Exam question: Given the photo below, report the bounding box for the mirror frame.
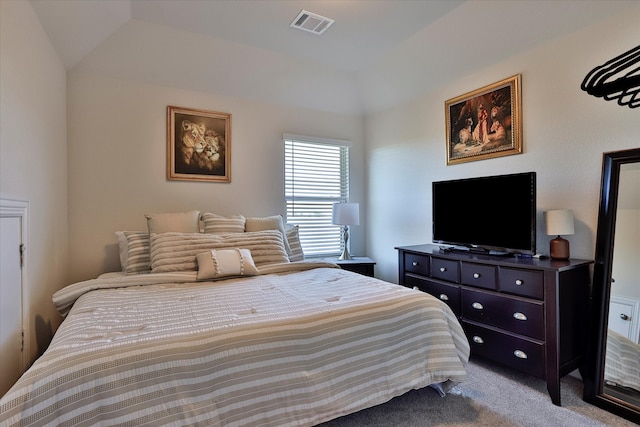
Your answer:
[583,147,640,423]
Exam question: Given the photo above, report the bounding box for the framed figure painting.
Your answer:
[167,106,231,182]
[445,75,522,165]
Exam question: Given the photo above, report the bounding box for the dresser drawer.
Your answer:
[461,262,497,290]
[461,288,544,340]
[404,253,430,276]
[463,321,545,378]
[405,275,460,315]
[430,257,459,282]
[499,267,544,299]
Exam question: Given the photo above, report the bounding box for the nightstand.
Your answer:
[326,257,376,277]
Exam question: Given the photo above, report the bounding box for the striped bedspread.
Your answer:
[1,263,469,427]
[605,329,640,391]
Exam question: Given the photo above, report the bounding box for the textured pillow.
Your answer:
[201,213,246,234]
[149,230,289,273]
[115,231,151,274]
[285,224,304,262]
[145,210,201,234]
[196,248,259,280]
[245,215,291,255]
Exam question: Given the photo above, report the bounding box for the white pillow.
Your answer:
[145,210,201,234]
[285,224,304,262]
[149,229,289,273]
[201,213,246,234]
[196,248,259,280]
[115,231,150,274]
[245,215,291,255]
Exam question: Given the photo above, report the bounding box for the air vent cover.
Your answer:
[290,10,335,35]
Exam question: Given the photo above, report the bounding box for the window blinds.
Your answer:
[284,136,350,257]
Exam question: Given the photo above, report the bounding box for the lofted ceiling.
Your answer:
[30,0,638,115]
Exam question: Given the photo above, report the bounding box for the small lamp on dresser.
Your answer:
[545,209,575,260]
[332,202,359,260]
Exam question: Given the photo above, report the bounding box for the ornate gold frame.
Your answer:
[445,75,522,165]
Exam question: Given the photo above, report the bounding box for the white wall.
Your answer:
[612,166,640,300]
[365,5,640,283]
[67,72,365,282]
[0,1,68,359]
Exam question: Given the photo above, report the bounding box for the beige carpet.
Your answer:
[318,357,637,426]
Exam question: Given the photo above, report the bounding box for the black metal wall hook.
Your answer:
[581,45,640,108]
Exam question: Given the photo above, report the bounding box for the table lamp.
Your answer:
[545,209,575,260]
[332,202,359,260]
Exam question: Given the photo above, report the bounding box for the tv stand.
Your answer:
[441,246,514,257]
[396,243,593,406]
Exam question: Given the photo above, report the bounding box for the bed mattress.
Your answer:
[605,328,640,391]
[1,263,469,426]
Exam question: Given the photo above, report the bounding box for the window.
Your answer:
[284,134,350,257]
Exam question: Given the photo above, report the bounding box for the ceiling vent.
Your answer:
[290,10,335,35]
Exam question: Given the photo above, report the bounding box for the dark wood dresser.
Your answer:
[396,244,593,406]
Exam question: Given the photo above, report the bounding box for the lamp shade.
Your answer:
[332,203,360,226]
[545,209,575,236]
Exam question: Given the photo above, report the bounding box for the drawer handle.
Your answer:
[412,261,419,267]
[439,294,449,301]
[515,279,524,286]
[472,336,484,344]
[514,350,528,359]
[472,302,484,310]
[513,312,527,321]
[473,273,480,279]
[620,313,630,321]
[440,267,447,272]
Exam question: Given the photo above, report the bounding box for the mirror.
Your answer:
[584,147,640,423]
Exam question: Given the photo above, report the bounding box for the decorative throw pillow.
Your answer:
[115,231,151,274]
[145,210,201,234]
[201,213,246,234]
[245,215,291,255]
[149,229,289,273]
[196,248,259,280]
[285,224,304,262]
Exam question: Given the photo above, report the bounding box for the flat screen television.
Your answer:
[432,172,536,255]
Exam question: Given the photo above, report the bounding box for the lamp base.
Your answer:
[549,236,570,260]
[338,225,352,260]
[338,248,353,260]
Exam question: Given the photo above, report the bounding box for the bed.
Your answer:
[0,213,469,426]
[605,329,640,392]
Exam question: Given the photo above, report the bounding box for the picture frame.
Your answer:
[167,106,231,182]
[445,74,522,165]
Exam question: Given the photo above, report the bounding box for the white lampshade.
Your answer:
[332,203,360,226]
[545,209,575,236]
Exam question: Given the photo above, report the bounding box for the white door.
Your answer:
[609,299,633,338]
[0,202,27,397]
[608,295,640,343]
